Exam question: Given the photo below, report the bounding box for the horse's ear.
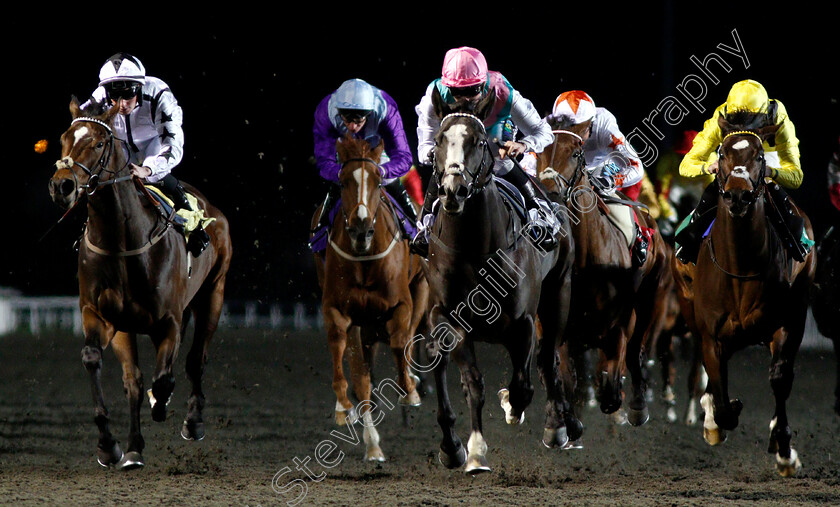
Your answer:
[717,112,734,136]
[431,85,449,120]
[372,139,385,162]
[69,96,82,119]
[335,136,349,164]
[756,122,781,144]
[102,100,121,124]
[473,89,496,123]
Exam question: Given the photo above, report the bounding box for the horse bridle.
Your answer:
[68,117,133,195]
[544,129,586,203]
[716,130,767,204]
[432,113,495,200]
[328,157,402,261]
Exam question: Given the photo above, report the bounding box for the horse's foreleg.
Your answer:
[387,302,420,407]
[427,332,465,469]
[655,329,678,423]
[500,317,536,425]
[324,309,355,425]
[149,314,182,423]
[347,328,384,462]
[700,334,739,445]
[453,341,489,473]
[80,307,121,467]
[182,277,225,441]
[110,331,144,469]
[769,325,803,477]
[596,326,626,415]
[684,332,707,426]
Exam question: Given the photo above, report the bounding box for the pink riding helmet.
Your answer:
[441,47,488,88]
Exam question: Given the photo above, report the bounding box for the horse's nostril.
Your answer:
[455,185,469,198]
[59,179,75,197]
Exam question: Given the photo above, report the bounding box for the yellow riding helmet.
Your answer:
[725,79,769,113]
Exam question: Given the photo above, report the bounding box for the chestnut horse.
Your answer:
[672,116,815,476]
[48,98,232,469]
[535,119,669,436]
[422,88,575,473]
[311,135,428,462]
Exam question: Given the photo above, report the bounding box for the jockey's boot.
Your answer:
[632,226,649,268]
[766,182,807,262]
[160,174,210,257]
[409,180,439,258]
[505,166,558,251]
[674,182,718,264]
[313,184,341,232]
[384,179,418,238]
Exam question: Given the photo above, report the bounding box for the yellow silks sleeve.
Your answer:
[678,100,803,189]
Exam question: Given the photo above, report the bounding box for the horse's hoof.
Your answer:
[96,442,123,468]
[181,420,205,441]
[399,390,422,407]
[776,449,802,477]
[147,388,170,422]
[627,406,650,427]
[562,438,584,450]
[566,417,584,441]
[365,447,386,462]
[465,454,491,474]
[497,389,525,425]
[438,445,467,470]
[609,408,628,426]
[703,427,727,446]
[666,407,678,423]
[335,406,357,426]
[116,451,145,471]
[542,426,569,449]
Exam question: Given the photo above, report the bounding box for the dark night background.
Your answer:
[7,8,839,312]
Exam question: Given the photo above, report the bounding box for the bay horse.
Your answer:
[809,225,840,416]
[423,87,575,473]
[535,119,669,435]
[48,98,232,469]
[672,115,815,476]
[311,135,428,462]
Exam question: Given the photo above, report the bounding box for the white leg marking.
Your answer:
[701,393,717,432]
[467,431,487,458]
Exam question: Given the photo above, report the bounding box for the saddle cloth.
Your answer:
[144,186,216,236]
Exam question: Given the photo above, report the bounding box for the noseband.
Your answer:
[544,129,586,203]
[433,113,495,200]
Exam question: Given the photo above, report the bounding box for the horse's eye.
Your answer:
[96,142,104,149]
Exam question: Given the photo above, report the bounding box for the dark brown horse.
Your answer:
[672,116,815,476]
[535,120,670,435]
[809,225,840,416]
[311,135,428,461]
[48,98,232,469]
[422,88,575,473]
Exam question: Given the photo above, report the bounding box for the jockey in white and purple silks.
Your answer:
[310,78,416,252]
[411,46,558,256]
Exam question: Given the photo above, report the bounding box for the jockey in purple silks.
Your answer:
[310,78,417,251]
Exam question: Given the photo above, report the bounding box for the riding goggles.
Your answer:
[105,81,141,101]
[338,109,372,124]
[450,84,484,98]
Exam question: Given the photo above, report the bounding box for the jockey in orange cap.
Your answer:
[545,90,651,267]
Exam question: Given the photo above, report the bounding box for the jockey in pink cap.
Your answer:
[412,46,557,256]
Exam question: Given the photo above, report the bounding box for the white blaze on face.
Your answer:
[353,168,369,220]
[731,165,749,179]
[731,139,750,150]
[442,124,468,192]
[73,126,89,146]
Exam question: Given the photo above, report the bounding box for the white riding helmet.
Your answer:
[552,90,597,124]
[98,53,146,87]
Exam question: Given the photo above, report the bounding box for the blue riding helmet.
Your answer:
[335,79,375,113]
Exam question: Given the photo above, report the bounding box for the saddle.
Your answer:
[144,185,216,239]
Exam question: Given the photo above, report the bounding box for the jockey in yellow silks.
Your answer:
[675,79,811,263]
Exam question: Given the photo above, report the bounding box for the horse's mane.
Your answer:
[722,108,773,132]
[339,135,377,160]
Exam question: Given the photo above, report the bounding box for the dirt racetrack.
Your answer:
[1,325,839,506]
